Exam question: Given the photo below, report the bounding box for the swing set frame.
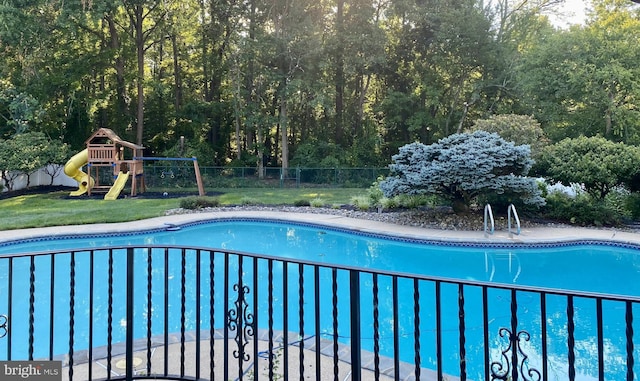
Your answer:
[135,156,205,196]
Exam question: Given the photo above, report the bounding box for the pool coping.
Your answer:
[1,210,640,247]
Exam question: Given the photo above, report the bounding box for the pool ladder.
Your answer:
[507,203,521,237]
[484,204,494,237]
[484,203,521,237]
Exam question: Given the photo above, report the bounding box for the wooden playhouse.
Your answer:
[84,128,145,198]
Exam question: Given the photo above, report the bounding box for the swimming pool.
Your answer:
[2,219,639,296]
[1,218,639,380]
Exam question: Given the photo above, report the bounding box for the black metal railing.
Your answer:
[0,245,639,381]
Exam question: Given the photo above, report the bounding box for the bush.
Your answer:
[291,142,345,168]
[605,188,632,221]
[379,197,398,210]
[310,198,326,207]
[350,195,371,211]
[0,132,64,190]
[240,196,261,205]
[367,180,385,205]
[625,193,640,220]
[540,136,640,200]
[179,196,220,210]
[467,114,549,158]
[294,199,310,206]
[478,180,547,214]
[379,131,544,213]
[543,192,623,227]
[395,194,433,209]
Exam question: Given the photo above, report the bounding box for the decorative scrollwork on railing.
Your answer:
[490,328,541,381]
[228,283,254,362]
[0,314,7,338]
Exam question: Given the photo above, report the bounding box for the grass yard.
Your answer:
[0,187,367,231]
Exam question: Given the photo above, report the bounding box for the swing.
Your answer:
[135,156,205,196]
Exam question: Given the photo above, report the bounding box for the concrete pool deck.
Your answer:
[57,329,424,381]
[1,209,640,246]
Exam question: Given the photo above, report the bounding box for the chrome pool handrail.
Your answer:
[508,203,521,237]
[484,204,495,237]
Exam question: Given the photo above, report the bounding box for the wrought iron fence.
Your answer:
[0,245,638,381]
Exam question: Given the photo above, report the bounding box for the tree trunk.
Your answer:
[156,33,166,139]
[199,0,210,101]
[247,0,257,164]
[334,0,344,146]
[233,60,242,160]
[106,14,127,124]
[274,7,289,172]
[1,172,12,192]
[268,93,279,167]
[456,102,470,134]
[172,34,183,111]
[257,126,264,179]
[135,4,145,146]
[605,91,614,137]
[280,95,288,170]
[356,72,371,138]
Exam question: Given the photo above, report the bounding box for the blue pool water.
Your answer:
[2,220,639,296]
[1,219,639,381]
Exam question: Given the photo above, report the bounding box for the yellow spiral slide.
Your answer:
[64,149,95,196]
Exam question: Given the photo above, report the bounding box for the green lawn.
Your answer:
[0,187,366,231]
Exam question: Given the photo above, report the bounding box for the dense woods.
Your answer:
[1,0,639,171]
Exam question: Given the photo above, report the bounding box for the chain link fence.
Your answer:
[143,164,389,190]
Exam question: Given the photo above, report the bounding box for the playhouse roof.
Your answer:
[85,128,144,150]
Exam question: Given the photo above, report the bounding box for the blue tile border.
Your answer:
[0,227,167,249]
[173,217,640,251]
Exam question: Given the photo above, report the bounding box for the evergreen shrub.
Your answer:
[380,131,544,213]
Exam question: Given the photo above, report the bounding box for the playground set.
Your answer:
[64,128,204,200]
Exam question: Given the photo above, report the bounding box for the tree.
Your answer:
[517,0,640,143]
[467,114,549,158]
[6,0,636,171]
[540,136,640,199]
[0,138,21,191]
[0,132,52,190]
[379,131,544,213]
[40,139,71,185]
[374,0,505,156]
[121,0,166,146]
[0,80,45,137]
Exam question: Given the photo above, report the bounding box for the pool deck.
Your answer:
[2,210,640,381]
[1,209,640,246]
